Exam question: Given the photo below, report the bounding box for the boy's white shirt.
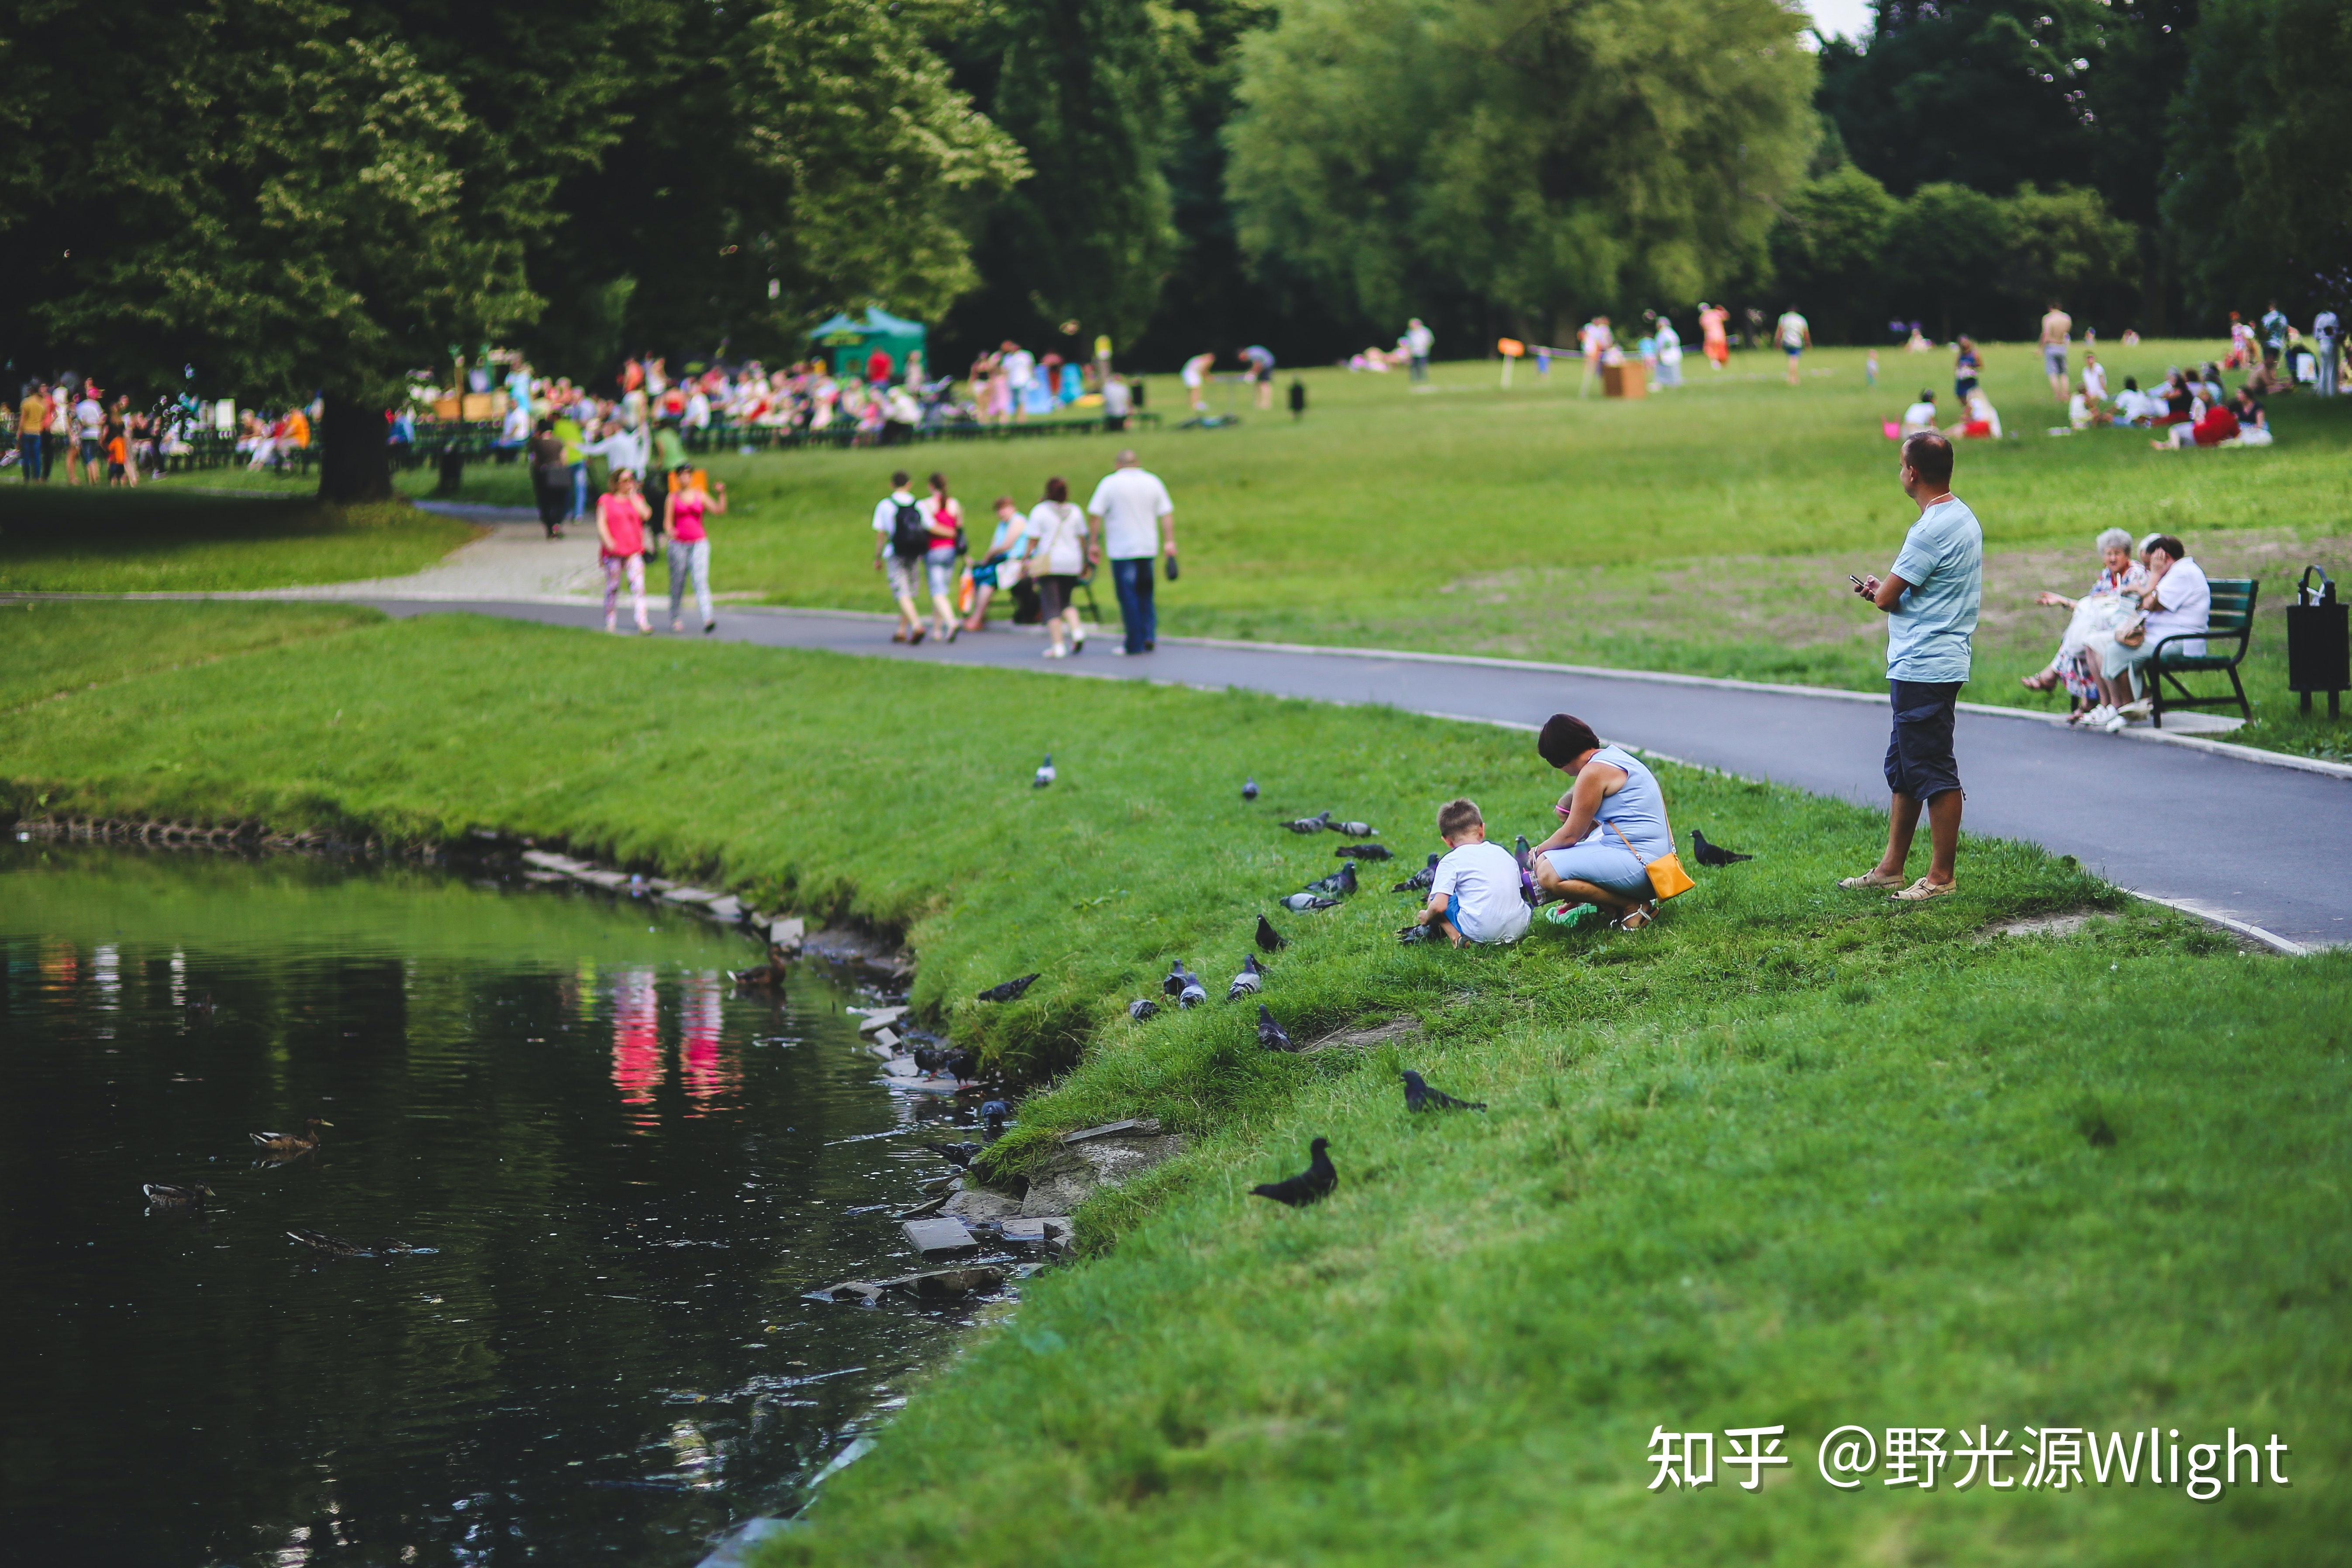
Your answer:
[1432,839,1530,944]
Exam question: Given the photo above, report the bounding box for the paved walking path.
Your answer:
[352,596,2352,952]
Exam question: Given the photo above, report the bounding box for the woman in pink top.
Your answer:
[597,470,652,634]
[662,464,728,634]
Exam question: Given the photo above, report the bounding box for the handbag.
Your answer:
[1607,820,1696,901]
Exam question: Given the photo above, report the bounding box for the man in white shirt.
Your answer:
[1085,450,1176,655]
[1001,342,1035,422]
[1776,307,1811,386]
[2095,533,2210,729]
[870,469,927,643]
[1414,799,1530,946]
[72,388,104,484]
[1100,375,1132,430]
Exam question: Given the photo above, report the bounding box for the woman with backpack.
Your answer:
[1024,476,1090,658]
[916,470,964,643]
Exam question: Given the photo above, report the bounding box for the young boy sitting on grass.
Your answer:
[1412,799,1531,947]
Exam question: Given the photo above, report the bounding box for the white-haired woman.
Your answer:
[2023,527,2148,716]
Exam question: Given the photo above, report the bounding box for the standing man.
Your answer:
[1578,316,1612,396]
[2314,305,2341,397]
[1776,306,1812,386]
[16,382,48,481]
[1242,344,1276,409]
[1001,341,1035,422]
[73,381,106,484]
[1842,431,1980,902]
[872,469,928,644]
[2259,300,2291,362]
[2039,301,2073,403]
[1404,318,1434,384]
[1086,449,1176,655]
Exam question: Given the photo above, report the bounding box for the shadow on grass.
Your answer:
[0,486,476,592]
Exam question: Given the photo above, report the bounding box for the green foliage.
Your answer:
[1226,0,1818,329]
[1766,165,1898,341]
[2164,0,2352,323]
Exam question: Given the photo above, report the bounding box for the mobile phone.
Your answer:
[1848,574,1866,587]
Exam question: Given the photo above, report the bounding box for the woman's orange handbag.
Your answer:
[1609,820,1696,900]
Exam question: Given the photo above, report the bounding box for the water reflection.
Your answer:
[0,844,994,1567]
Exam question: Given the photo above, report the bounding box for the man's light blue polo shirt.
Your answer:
[1886,495,1983,682]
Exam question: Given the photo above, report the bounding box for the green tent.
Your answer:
[809,308,927,380]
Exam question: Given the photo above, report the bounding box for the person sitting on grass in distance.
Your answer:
[1900,389,1938,435]
[1944,385,2001,439]
[1413,799,1531,948]
[2230,384,2273,446]
[1528,713,1675,931]
[2154,386,2239,450]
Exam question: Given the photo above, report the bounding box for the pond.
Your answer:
[0,842,989,1566]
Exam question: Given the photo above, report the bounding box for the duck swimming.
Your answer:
[251,1117,331,1154]
[142,1182,215,1209]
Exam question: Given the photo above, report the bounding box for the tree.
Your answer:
[2000,183,2140,330]
[2163,0,2352,325]
[1766,164,1898,342]
[1225,0,1818,339]
[1878,183,2009,340]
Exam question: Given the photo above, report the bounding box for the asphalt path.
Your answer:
[363,597,2352,952]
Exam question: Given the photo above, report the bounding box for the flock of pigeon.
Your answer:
[978,758,1525,1213]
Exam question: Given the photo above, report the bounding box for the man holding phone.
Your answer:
[1843,431,1980,901]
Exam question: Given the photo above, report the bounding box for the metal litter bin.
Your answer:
[2287,565,2348,718]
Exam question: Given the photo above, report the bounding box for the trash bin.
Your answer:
[2287,565,2348,718]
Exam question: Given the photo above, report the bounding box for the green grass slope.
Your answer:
[0,486,473,591]
[1,604,2343,1560]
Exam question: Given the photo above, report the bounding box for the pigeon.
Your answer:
[1255,914,1289,953]
[1283,811,1332,834]
[1227,955,1264,999]
[1393,852,1440,893]
[142,1182,214,1209]
[1335,821,1378,838]
[1305,861,1358,897]
[1162,960,1189,998]
[921,1141,983,1168]
[915,1045,979,1079]
[1177,967,1208,1008]
[1334,843,1393,861]
[1691,829,1754,867]
[1256,1003,1293,1051]
[1281,893,1341,912]
[982,1100,1010,1138]
[1250,1137,1336,1206]
[1242,776,1259,801]
[1396,922,1431,945]
[1401,1069,1486,1112]
[976,973,1040,1003]
[1129,997,1159,1020]
[1033,754,1055,788]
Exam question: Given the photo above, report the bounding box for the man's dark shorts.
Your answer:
[1884,679,1963,802]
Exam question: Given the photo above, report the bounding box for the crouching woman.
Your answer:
[1530,713,1676,930]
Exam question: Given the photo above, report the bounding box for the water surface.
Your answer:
[0,844,984,1565]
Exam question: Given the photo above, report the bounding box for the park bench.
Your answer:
[2147,576,2257,727]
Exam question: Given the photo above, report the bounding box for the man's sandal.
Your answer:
[1838,869,1907,890]
[1890,877,1957,902]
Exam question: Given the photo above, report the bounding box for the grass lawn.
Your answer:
[3,605,2345,1560]
[0,483,475,592]
[177,339,2352,760]
[0,599,382,711]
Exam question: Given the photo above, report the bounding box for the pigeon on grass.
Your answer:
[1228,955,1265,999]
[976,973,1040,1003]
[1691,830,1753,867]
[1250,1138,1336,1207]
[1129,997,1159,1020]
[1401,1069,1485,1112]
[1033,754,1055,788]
[1255,914,1289,953]
[1334,844,1393,861]
[1281,893,1341,912]
[1283,811,1332,834]
[1393,853,1440,893]
[1304,861,1358,897]
[1177,967,1208,1008]
[1334,821,1378,838]
[1242,777,1259,801]
[1256,1003,1293,1051]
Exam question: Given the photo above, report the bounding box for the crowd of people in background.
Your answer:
[4,378,202,484]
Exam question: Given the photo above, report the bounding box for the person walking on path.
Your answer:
[1024,476,1090,658]
[597,469,652,634]
[1776,307,1811,386]
[663,465,725,634]
[873,469,930,643]
[1843,431,1981,902]
[1086,449,1176,655]
[16,383,48,481]
[916,471,965,643]
[529,417,568,538]
[2040,302,2073,403]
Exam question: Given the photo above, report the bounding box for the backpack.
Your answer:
[890,498,928,559]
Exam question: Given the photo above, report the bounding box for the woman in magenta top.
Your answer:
[662,465,728,634]
[597,470,652,634]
